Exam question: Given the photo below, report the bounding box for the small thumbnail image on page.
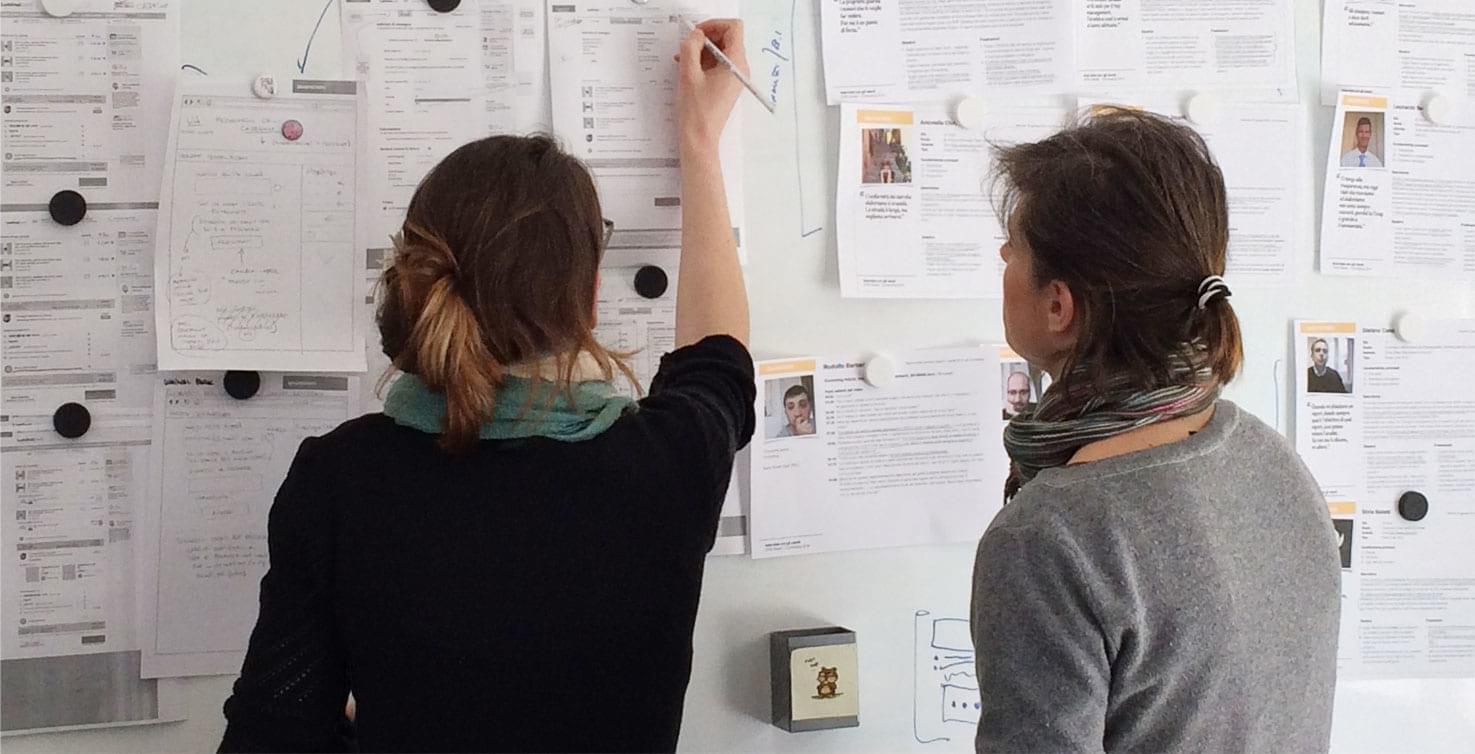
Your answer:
[1305,335,1355,395]
[860,127,913,184]
[1336,110,1385,169]
[766,375,819,440]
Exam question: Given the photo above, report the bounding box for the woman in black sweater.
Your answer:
[218,20,754,753]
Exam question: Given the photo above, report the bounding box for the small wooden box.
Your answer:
[769,627,859,732]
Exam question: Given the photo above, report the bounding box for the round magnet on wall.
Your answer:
[1421,92,1455,126]
[52,402,91,439]
[1397,490,1428,522]
[633,265,668,299]
[1392,311,1427,344]
[863,355,895,388]
[251,74,277,100]
[281,119,304,141]
[41,0,75,18]
[223,370,262,400]
[953,96,986,131]
[48,190,87,226]
[1184,92,1219,126]
[427,0,462,12]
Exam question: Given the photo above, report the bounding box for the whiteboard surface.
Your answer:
[6,0,1470,751]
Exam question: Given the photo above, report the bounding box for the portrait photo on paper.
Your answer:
[765,375,819,439]
[1333,519,1354,570]
[1306,336,1356,394]
[1338,111,1385,169]
[1000,363,1037,421]
[859,127,913,184]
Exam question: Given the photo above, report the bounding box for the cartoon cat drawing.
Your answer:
[816,666,839,698]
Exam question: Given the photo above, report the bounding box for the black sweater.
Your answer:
[218,336,755,753]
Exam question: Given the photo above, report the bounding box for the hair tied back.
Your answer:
[1196,275,1231,310]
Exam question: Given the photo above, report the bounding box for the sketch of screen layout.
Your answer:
[914,609,980,744]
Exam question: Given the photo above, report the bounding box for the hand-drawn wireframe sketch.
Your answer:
[914,610,981,745]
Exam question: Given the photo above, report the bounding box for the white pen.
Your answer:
[676,15,775,114]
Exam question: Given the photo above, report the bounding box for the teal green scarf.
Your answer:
[382,372,635,442]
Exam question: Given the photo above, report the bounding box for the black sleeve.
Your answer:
[219,438,352,753]
[641,335,756,538]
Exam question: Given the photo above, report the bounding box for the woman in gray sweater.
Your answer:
[974,108,1341,753]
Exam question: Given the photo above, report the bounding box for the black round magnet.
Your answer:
[1397,491,1428,522]
[48,190,87,226]
[52,402,91,439]
[427,0,461,12]
[634,265,668,299]
[223,370,262,400]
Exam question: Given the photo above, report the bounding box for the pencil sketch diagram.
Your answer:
[914,609,980,745]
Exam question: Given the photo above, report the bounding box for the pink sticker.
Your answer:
[281,119,303,141]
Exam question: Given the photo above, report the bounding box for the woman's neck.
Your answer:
[1068,405,1216,465]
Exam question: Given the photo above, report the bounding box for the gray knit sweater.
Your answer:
[972,400,1340,753]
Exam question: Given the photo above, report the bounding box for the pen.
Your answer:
[676,16,776,114]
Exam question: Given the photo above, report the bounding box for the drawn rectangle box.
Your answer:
[769,627,859,733]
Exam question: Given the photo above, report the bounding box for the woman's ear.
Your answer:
[1045,279,1076,336]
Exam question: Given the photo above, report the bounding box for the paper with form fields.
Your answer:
[1319,92,1475,279]
[835,103,1066,299]
[0,1,179,204]
[1293,319,1475,680]
[1,207,159,414]
[138,372,359,678]
[747,348,1005,558]
[1320,0,1475,106]
[546,0,745,259]
[153,76,368,372]
[0,411,188,735]
[2,413,150,662]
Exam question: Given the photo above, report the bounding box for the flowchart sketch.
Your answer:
[914,610,979,746]
[154,76,367,372]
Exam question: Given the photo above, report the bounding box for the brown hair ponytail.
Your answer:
[991,107,1245,395]
[383,223,503,452]
[376,135,634,453]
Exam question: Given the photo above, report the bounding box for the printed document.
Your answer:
[747,348,1005,558]
[1319,92,1475,279]
[820,0,1072,104]
[1293,319,1475,680]
[0,410,186,734]
[154,76,368,372]
[1082,98,1303,283]
[819,0,1296,105]
[1,206,159,414]
[0,1,179,203]
[1074,0,1297,99]
[546,0,744,256]
[2,412,150,661]
[1320,0,1475,105]
[138,372,359,678]
[835,103,1064,299]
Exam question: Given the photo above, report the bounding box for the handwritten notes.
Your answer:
[139,372,358,678]
[154,77,367,372]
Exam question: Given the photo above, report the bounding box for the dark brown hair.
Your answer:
[377,135,632,453]
[991,107,1243,396]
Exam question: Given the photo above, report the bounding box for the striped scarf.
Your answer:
[1003,342,1220,501]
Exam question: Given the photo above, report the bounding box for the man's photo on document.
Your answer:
[1306,336,1354,394]
[766,375,819,440]
[1338,111,1385,169]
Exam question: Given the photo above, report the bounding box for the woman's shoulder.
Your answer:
[632,334,756,434]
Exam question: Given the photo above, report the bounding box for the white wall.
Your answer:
[5,0,1471,751]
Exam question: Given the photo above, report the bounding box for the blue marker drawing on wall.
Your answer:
[914,610,981,745]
